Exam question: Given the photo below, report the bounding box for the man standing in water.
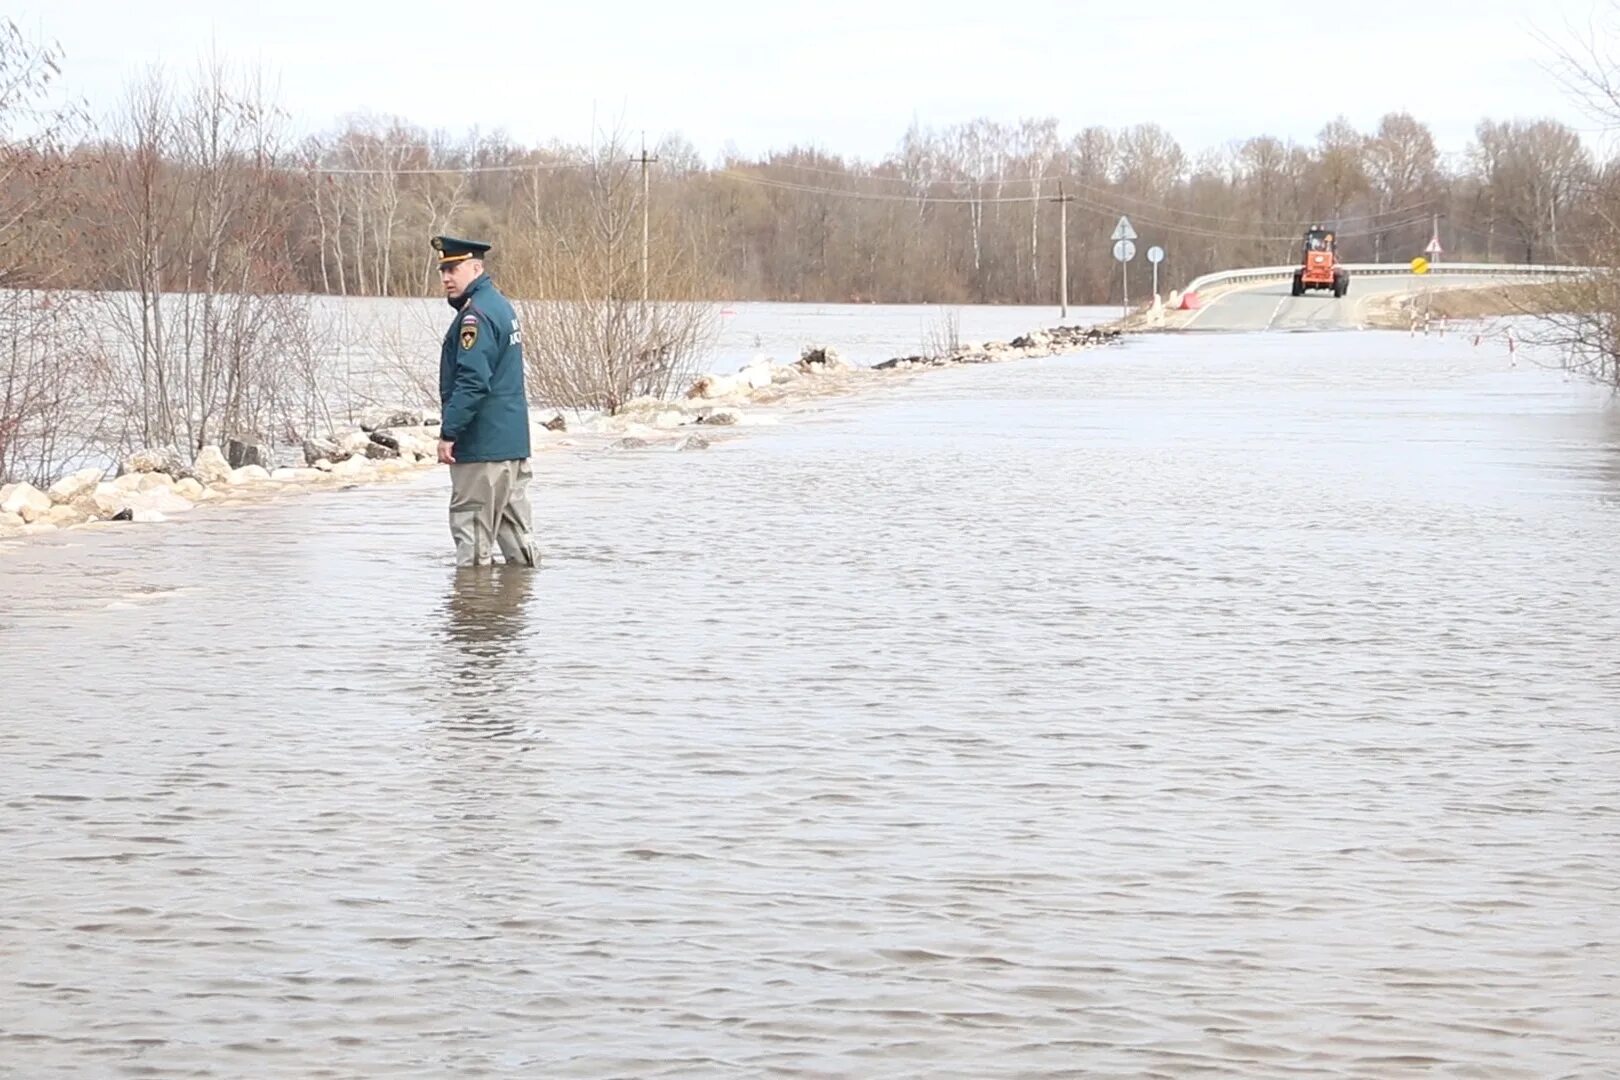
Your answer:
[433,235,540,568]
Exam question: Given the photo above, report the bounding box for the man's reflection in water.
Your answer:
[438,567,538,735]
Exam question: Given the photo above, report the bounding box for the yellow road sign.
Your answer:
[1411,257,1430,275]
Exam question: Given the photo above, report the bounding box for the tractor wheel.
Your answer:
[1333,276,1346,299]
[1291,273,1304,297]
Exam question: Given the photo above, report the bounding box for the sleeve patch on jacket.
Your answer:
[460,323,479,350]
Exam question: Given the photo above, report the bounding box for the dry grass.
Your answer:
[1361,281,1572,330]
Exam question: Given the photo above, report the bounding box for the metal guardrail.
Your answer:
[1180,262,1591,298]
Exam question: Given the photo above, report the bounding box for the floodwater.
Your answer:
[3,327,1619,1078]
[326,296,1115,406]
[706,301,1119,371]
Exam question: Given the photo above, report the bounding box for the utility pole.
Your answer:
[630,132,659,305]
[1051,182,1074,319]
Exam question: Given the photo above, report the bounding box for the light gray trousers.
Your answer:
[448,459,540,568]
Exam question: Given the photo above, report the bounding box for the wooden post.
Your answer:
[1051,182,1074,319]
[631,133,659,305]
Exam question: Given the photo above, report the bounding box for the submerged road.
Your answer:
[4,322,1620,1077]
[1177,272,1493,332]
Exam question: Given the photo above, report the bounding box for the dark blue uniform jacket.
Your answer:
[439,274,530,462]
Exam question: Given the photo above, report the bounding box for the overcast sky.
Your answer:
[12,0,1616,161]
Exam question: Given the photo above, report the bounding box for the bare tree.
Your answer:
[1471,119,1591,262]
[93,62,323,457]
[1313,117,1369,223]
[0,21,107,484]
[1521,8,1620,387]
[1017,117,1059,297]
[952,119,1001,279]
[1365,113,1438,261]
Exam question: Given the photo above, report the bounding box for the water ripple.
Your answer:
[2,331,1619,1076]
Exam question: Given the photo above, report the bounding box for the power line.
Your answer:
[293,149,1439,236]
[285,152,1447,244]
[308,160,589,176]
[714,169,1436,243]
[716,169,1036,204]
[747,158,1440,228]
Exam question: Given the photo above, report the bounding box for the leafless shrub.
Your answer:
[1514,269,1620,387]
[520,298,716,413]
[510,128,718,413]
[0,291,114,484]
[343,300,442,416]
[922,307,961,358]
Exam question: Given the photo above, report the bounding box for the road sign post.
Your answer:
[1111,217,1137,318]
[1112,239,1136,317]
[1147,245,1165,299]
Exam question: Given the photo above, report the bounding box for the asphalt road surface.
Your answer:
[1179,273,1487,332]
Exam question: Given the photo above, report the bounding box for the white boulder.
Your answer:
[228,465,271,485]
[192,445,232,485]
[358,406,424,432]
[47,468,104,505]
[377,429,436,459]
[338,431,374,458]
[77,489,126,518]
[136,473,176,493]
[686,373,740,400]
[116,472,174,494]
[797,345,848,371]
[331,456,374,480]
[1,483,53,522]
[45,503,89,528]
[738,360,774,390]
[173,478,205,500]
[122,489,194,516]
[121,447,186,475]
[0,510,24,530]
[88,483,127,514]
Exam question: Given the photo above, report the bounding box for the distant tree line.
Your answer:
[3,38,1612,308]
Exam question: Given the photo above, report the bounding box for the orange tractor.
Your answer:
[1291,226,1349,298]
